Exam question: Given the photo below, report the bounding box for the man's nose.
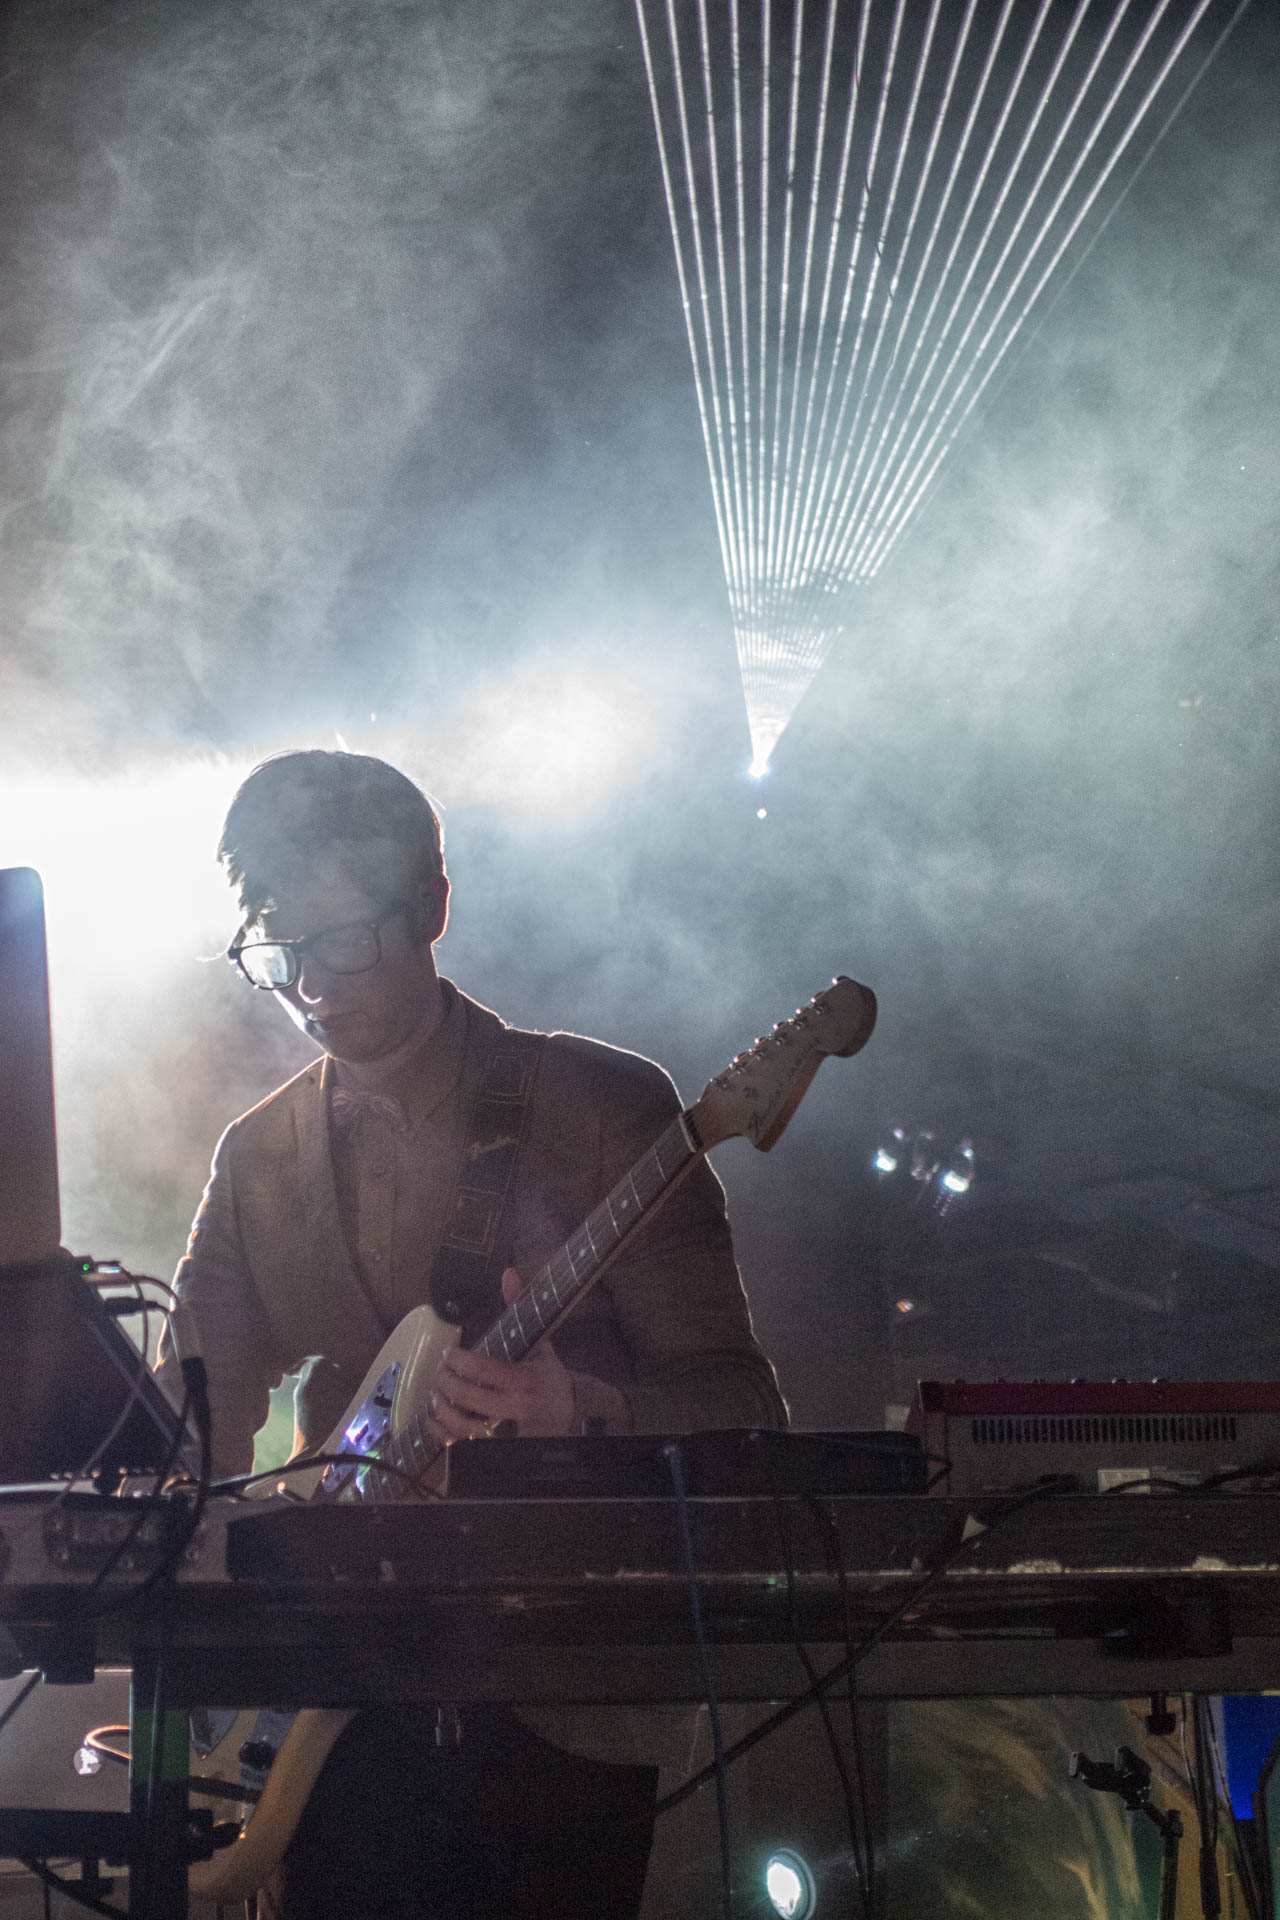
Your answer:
[295,953,335,1003]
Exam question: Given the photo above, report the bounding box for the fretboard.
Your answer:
[362,1111,700,1500]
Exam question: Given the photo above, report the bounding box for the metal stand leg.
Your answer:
[128,1650,190,1920]
[1070,1746,1182,1920]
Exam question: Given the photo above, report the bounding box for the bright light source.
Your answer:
[756,807,768,820]
[895,1298,915,1316]
[0,754,251,1008]
[765,1850,815,1920]
[939,1141,976,1195]
[748,757,771,781]
[394,662,660,820]
[873,1148,898,1174]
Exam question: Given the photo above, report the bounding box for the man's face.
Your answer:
[251,865,447,1065]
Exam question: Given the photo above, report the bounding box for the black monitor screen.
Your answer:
[0,1255,188,1481]
[0,868,187,1481]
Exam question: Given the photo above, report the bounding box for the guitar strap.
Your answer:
[425,1025,548,1337]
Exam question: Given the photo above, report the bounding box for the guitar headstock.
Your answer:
[690,976,877,1154]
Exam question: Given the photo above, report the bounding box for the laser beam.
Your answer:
[635,0,1252,775]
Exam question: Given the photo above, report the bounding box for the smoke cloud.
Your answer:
[0,0,1278,1429]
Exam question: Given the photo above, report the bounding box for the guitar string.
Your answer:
[367,1119,699,1497]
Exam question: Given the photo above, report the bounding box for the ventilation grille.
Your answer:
[971,1413,1239,1449]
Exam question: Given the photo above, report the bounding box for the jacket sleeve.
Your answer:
[157,1123,282,1480]
[535,1038,789,1435]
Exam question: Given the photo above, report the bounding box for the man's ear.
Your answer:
[414,872,449,945]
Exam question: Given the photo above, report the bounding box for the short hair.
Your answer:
[219,750,445,924]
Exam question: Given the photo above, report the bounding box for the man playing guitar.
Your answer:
[162,748,786,1920]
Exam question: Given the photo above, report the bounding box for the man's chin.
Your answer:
[302,1014,367,1057]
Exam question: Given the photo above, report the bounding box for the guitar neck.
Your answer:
[371,1111,701,1499]
[476,1111,700,1363]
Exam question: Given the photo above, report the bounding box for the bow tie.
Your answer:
[330,1087,409,1134]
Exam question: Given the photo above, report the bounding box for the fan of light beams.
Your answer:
[634,0,1250,774]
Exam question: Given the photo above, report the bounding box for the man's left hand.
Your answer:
[430,1267,576,1441]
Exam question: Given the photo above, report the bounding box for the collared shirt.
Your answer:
[328,983,470,1332]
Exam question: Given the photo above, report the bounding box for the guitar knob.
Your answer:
[239,1740,277,1772]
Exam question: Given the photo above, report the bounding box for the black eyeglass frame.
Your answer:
[227,898,408,992]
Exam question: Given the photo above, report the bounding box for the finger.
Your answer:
[517,1341,558,1378]
[427,1412,489,1449]
[427,1398,494,1445]
[501,1266,525,1305]
[442,1345,522,1392]
[434,1371,511,1423]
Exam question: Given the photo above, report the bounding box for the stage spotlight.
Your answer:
[764,1849,816,1920]
[749,757,771,781]
[0,755,248,996]
[939,1141,976,1196]
[757,807,768,820]
[874,1126,906,1175]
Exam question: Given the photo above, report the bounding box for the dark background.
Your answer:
[2,0,1278,1431]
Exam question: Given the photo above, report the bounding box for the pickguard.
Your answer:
[319,1361,402,1499]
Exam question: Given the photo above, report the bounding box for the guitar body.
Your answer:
[273,1300,460,1504]
[187,1708,354,1907]
[178,973,877,1903]
[188,1304,459,1906]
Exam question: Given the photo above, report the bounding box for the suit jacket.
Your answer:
[168,985,786,1477]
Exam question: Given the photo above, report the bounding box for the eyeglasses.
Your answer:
[228,900,407,992]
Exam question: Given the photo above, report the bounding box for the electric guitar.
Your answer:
[185,973,876,1905]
